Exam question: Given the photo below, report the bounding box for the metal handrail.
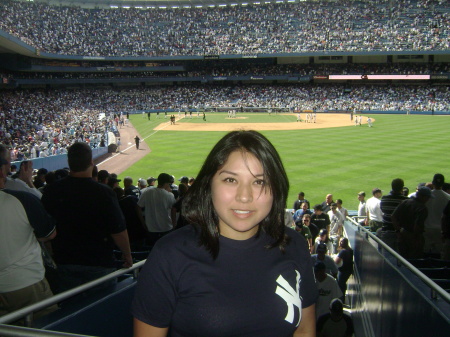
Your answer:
[0,324,94,337]
[346,216,450,303]
[0,260,146,325]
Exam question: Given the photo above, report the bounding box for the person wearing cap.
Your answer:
[137,178,148,190]
[424,173,450,255]
[0,156,58,318]
[146,177,156,188]
[33,168,48,189]
[311,243,338,278]
[294,217,313,249]
[41,142,132,293]
[107,174,122,189]
[378,178,409,251]
[178,176,189,188]
[314,261,343,319]
[365,188,383,232]
[0,144,42,199]
[138,173,177,246]
[392,186,433,259]
[313,229,334,255]
[316,298,354,337]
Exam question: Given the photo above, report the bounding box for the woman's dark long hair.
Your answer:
[182,130,290,259]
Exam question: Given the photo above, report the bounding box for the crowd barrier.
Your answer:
[345,217,450,337]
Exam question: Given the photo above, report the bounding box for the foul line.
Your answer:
[96,118,181,166]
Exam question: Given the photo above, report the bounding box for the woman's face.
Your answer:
[211,150,273,240]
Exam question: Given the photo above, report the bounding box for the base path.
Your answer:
[94,122,150,175]
[154,113,367,131]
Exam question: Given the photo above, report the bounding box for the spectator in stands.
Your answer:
[0,156,57,320]
[138,173,177,247]
[328,202,345,237]
[424,174,450,256]
[137,178,147,191]
[321,194,334,213]
[316,298,354,337]
[357,191,367,225]
[314,262,343,319]
[33,168,48,189]
[336,199,349,220]
[311,204,331,233]
[294,217,313,250]
[123,176,140,200]
[313,229,334,255]
[41,142,132,293]
[132,130,317,336]
[365,188,383,232]
[443,183,450,195]
[408,182,426,198]
[303,213,319,244]
[113,187,148,251]
[0,144,42,199]
[293,201,312,223]
[311,243,338,278]
[392,186,432,259]
[378,178,408,251]
[441,200,450,260]
[293,191,309,211]
[334,238,354,301]
[97,169,110,185]
[146,177,156,189]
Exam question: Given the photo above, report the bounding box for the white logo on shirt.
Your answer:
[275,270,302,326]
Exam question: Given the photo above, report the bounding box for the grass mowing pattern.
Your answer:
[122,113,449,211]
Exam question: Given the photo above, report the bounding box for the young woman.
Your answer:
[131,130,317,337]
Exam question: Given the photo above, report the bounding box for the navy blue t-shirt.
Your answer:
[131,226,317,337]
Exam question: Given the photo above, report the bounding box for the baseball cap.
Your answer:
[316,243,327,253]
[319,229,328,236]
[178,176,189,183]
[158,173,174,185]
[358,191,365,196]
[372,188,382,195]
[416,186,434,199]
[109,177,121,184]
[329,298,344,314]
[147,177,156,184]
[432,173,445,187]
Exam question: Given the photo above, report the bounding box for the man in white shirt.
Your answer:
[138,173,177,246]
[365,188,383,232]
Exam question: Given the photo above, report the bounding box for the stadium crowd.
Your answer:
[0,0,448,57]
[1,84,448,158]
[0,89,116,161]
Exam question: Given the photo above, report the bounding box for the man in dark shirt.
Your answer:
[392,187,432,259]
[378,178,409,251]
[311,204,331,233]
[42,142,132,293]
[124,176,141,200]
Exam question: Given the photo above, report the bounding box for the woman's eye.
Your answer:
[224,177,236,183]
[255,179,265,186]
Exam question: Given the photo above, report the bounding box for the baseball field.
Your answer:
[120,112,449,211]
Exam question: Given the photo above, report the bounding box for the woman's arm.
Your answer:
[293,304,316,337]
[133,318,169,337]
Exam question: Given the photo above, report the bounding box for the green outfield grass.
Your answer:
[121,113,449,211]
